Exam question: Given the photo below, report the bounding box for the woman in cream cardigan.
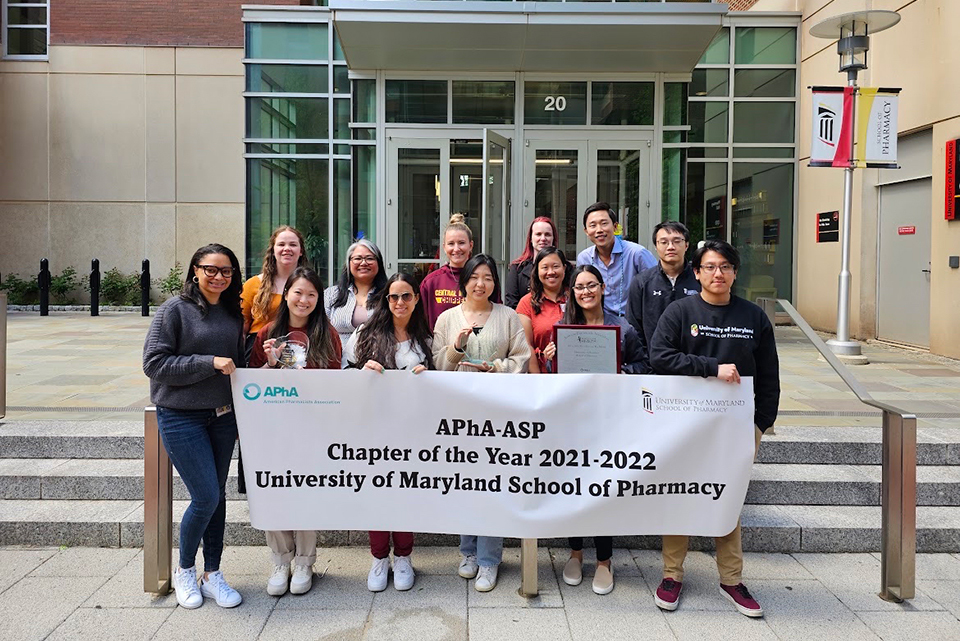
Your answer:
[432,254,530,592]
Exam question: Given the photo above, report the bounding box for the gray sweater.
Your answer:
[143,296,244,410]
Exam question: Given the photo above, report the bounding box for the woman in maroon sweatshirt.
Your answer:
[420,213,474,331]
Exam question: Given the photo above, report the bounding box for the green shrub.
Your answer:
[154,263,184,300]
[0,273,39,305]
[50,266,80,304]
[100,268,142,306]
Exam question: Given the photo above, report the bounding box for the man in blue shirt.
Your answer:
[575,202,657,317]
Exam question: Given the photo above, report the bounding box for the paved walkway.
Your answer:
[2,545,960,640]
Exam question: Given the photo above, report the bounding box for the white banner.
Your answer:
[857,88,900,168]
[232,370,755,538]
[810,86,851,167]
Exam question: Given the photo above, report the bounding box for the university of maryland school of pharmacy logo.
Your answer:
[690,324,699,337]
[641,388,654,414]
[243,383,262,401]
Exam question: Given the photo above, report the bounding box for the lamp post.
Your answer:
[810,11,899,359]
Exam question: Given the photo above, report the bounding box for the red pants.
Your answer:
[369,531,414,559]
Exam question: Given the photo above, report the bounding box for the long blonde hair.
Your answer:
[252,226,307,325]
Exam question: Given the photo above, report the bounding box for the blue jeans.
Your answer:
[156,406,237,572]
[460,535,503,567]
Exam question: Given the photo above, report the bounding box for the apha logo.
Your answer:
[817,104,837,147]
[641,388,654,414]
[242,383,261,401]
[243,383,300,401]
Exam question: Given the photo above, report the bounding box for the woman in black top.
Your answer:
[504,217,558,308]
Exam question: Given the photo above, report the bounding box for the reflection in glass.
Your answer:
[734,27,797,65]
[386,80,447,124]
[661,148,686,224]
[398,149,441,264]
[663,83,688,127]
[524,82,587,126]
[334,98,351,140]
[689,102,728,143]
[731,163,793,302]
[682,162,727,251]
[596,150,641,244]
[699,28,729,64]
[591,83,654,126]
[733,147,795,159]
[247,97,328,139]
[449,141,483,248]
[453,81,515,125]
[734,69,796,97]
[534,150,579,259]
[7,28,46,56]
[333,66,350,94]
[691,69,728,97]
[334,159,352,270]
[733,102,795,143]
[485,140,507,272]
[353,146,376,243]
[246,23,328,60]
[246,65,328,93]
[353,79,376,124]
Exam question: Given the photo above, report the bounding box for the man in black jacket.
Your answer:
[625,221,700,367]
[648,239,780,619]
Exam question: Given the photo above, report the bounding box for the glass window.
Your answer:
[699,28,729,64]
[334,159,352,272]
[731,162,794,301]
[246,23,328,61]
[452,81,515,125]
[353,146,377,243]
[591,82,654,126]
[663,82,688,127]
[524,82,587,126]
[534,149,580,257]
[683,162,728,250]
[691,69,728,97]
[733,102,795,143]
[353,79,376,124]
[688,147,728,159]
[352,128,375,141]
[246,143,328,155]
[4,0,48,58]
[663,130,686,144]
[334,98,350,140]
[333,66,349,94]
[397,148,442,264]
[661,148,686,224]
[247,97,328,139]
[246,158,330,283]
[333,32,345,61]
[386,80,447,124]
[733,147,795,159]
[596,149,641,243]
[689,102,728,143]
[734,27,796,65]
[246,65,328,94]
[449,141,484,247]
[734,69,795,98]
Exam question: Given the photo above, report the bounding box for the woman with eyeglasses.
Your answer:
[324,239,388,361]
[541,265,648,596]
[143,244,245,611]
[241,226,307,362]
[248,266,341,598]
[505,217,559,309]
[516,247,570,373]
[342,272,435,593]
[432,254,531,592]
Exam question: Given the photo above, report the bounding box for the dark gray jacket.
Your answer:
[625,263,701,363]
[143,296,244,410]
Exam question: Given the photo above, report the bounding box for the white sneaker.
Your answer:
[458,555,479,579]
[475,565,499,592]
[200,570,242,608]
[393,555,415,591]
[173,566,202,609]
[267,564,290,596]
[367,557,390,592]
[290,564,313,595]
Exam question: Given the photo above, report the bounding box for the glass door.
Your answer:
[523,141,589,260]
[482,129,511,276]
[589,140,652,249]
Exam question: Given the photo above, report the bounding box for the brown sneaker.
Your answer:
[720,582,764,617]
[562,557,582,586]
[592,564,614,595]
[654,578,682,611]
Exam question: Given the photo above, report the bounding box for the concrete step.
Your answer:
[0,499,957,553]
[2,458,959,506]
[3,421,959,465]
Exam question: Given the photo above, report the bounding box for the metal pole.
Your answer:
[143,407,173,595]
[518,538,539,597]
[0,292,6,419]
[90,259,100,317]
[38,259,50,317]
[879,409,917,601]
[140,259,151,317]
[827,70,864,356]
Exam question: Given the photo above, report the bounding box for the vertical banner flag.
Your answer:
[810,87,854,167]
[946,138,958,221]
[856,88,900,168]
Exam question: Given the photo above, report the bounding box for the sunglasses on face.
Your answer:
[388,292,415,303]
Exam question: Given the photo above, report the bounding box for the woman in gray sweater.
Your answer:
[142,244,245,611]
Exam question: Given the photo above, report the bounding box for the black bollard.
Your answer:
[141,259,150,316]
[90,259,101,317]
[38,259,51,316]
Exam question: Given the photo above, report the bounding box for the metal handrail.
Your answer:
[758,298,916,602]
[0,292,6,419]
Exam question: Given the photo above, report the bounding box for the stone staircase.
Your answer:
[1,419,959,551]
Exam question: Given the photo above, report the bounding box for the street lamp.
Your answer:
[810,10,900,360]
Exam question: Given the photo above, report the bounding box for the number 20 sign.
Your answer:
[544,96,567,111]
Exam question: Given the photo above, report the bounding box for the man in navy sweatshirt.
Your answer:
[648,239,780,619]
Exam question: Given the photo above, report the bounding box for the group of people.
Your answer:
[142,202,780,619]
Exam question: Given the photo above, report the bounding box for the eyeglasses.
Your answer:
[350,256,377,265]
[387,292,415,303]
[198,265,234,278]
[699,263,735,274]
[573,282,602,293]
[656,238,687,247]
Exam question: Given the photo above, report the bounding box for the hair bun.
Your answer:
[449,213,466,225]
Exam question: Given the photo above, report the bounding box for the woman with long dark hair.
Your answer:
[504,217,558,309]
[542,265,647,596]
[342,272,434,592]
[324,239,388,355]
[143,244,245,610]
[241,226,307,360]
[248,267,341,597]
[516,247,570,373]
[432,254,530,592]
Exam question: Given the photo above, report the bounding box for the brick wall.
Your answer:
[49,0,303,48]
[721,0,762,10]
